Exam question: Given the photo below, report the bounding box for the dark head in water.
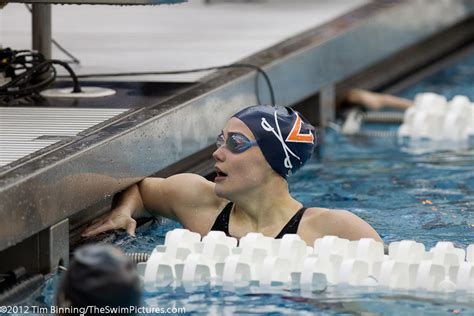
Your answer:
[56,244,141,316]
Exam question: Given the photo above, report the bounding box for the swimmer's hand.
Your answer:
[81,207,137,237]
[82,184,145,237]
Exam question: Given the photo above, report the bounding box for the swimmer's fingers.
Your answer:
[126,218,137,237]
[81,218,115,237]
[82,213,111,233]
[82,214,134,237]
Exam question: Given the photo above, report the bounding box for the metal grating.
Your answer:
[0,107,128,167]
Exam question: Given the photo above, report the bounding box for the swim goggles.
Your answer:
[216,132,258,154]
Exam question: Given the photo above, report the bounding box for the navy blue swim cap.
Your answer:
[233,105,316,178]
[58,244,141,313]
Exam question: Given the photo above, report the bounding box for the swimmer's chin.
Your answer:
[214,188,225,198]
[214,186,228,199]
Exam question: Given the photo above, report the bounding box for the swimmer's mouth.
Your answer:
[215,167,227,177]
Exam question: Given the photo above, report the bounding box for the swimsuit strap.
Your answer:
[210,202,307,239]
[210,202,233,237]
[274,206,307,239]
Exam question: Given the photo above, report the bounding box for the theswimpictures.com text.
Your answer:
[0,305,186,314]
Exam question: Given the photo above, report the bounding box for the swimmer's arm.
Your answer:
[109,175,206,222]
[316,209,383,243]
[346,89,413,111]
[141,174,223,235]
[82,174,220,237]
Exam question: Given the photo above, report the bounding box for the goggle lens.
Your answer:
[216,132,257,154]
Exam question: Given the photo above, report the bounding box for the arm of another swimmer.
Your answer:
[82,174,218,237]
[318,210,383,243]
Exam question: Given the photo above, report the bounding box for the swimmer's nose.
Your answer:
[212,145,225,162]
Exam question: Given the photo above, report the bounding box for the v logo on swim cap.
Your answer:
[233,105,316,178]
[286,113,315,144]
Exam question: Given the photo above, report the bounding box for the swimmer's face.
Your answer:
[212,117,273,199]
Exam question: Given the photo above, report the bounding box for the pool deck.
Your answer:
[0,0,474,274]
[2,0,367,81]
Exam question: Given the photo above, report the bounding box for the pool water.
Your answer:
[400,51,474,101]
[17,53,474,315]
[291,129,474,250]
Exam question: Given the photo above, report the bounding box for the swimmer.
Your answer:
[83,105,382,245]
[56,244,141,315]
[341,89,413,111]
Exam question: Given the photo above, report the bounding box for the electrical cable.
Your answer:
[61,63,276,106]
[50,59,82,93]
[2,49,274,106]
[0,48,82,104]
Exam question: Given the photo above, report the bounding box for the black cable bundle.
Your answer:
[0,48,81,105]
[0,48,54,104]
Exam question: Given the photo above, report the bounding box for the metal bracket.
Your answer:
[316,84,336,141]
[318,85,336,128]
[39,218,69,274]
[0,218,69,275]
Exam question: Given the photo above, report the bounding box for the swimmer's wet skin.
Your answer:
[83,105,383,246]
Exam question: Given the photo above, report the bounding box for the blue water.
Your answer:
[400,52,474,101]
[15,53,474,315]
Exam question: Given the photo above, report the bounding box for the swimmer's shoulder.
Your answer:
[301,207,382,243]
[303,206,348,219]
[297,207,331,244]
[160,173,223,208]
[303,207,353,225]
[157,173,227,234]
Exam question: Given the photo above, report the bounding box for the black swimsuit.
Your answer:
[210,202,307,239]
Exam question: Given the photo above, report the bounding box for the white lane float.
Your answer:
[398,93,474,141]
[138,228,474,292]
